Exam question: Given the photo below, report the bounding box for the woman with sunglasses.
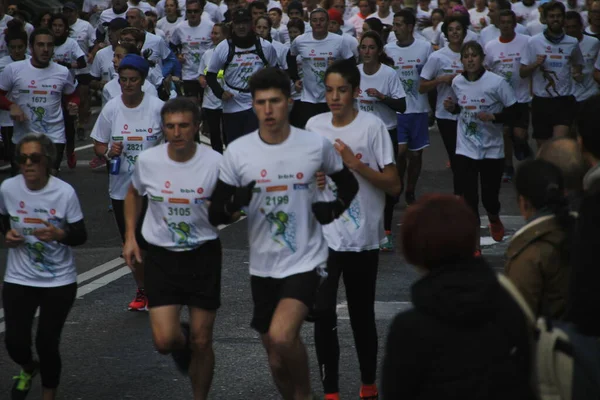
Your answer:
[0,134,87,400]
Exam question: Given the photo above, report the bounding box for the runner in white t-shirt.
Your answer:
[0,29,79,175]
[91,54,164,312]
[1,134,87,400]
[0,20,28,174]
[478,0,531,48]
[171,0,214,103]
[306,59,401,400]
[199,23,228,153]
[255,16,290,68]
[484,10,533,183]
[519,1,583,146]
[564,12,600,104]
[469,0,490,33]
[420,15,468,193]
[157,0,184,43]
[384,10,433,251]
[97,0,129,38]
[209,67,359,400]
[206,8,278,144]
[287,8,355,127]
[444,41,518,252]
[123,97,223,396]
[513,0,540,24]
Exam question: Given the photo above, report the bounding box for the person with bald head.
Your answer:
[537,136,586,211]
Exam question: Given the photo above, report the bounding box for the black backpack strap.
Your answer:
[254,37,269,68]
[223,39,236,72]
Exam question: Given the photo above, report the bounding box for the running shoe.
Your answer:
[128,288,148,311]
[360,383,379,400]
[405,191,416,206]
[67,151,77,169]
[77,127,85,141]
[502,166,514,183]
[89,156,106,169]
[380,231,393,252]
[489,218,505,242]
[11,365,38,400]
[474,249,482,258]
[172,322,192,375]
[324,393,340,400]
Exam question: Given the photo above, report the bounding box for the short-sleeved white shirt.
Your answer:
[574,35,600,102]
[420,46,463,120]
[290,32,355,103]
[0,60,77,144]
[171,20,215,80]
[0,176,84,287]
[452,71,517,160]
[198,49,222,110]
[69,18,96,75]
[102,76,159,106]
[478,24,530,48]
[157,16,184,43]
[484,33,532,103]
[0,55,29,128]
[521,32,583,98]
[207,38,278,113]
[306,111,395,251]
[357,64,406,129]
[218,127,344,278]
[90,94,165,200]
[53,38,86,81]
[385,39,433,114]
[90,46,114,81]
[132,143,222,251]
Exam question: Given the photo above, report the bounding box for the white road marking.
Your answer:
[337,301,413,320]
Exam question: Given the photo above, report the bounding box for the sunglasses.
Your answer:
[17,153,44,164]
[186,9,202,14]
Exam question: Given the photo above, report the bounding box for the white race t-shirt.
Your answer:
[171,20,214,80]
[198,49,222,110]
[207,38,278,113]
[512,1,540,24]
[132,143,221,251]
[0,60,77,144]
[0,55,29,128]
[218,127,344,278]
[102,76,159,106]
[90,46,115,82]
[357,64,406,129]
[452,70,516,160]
[98,7,129,34]
[469,8,490,33]
[0,175,84,287]
[157,16,184,43]
[290,32,355,103]
[574,35,600,102]
[521,32,583,98]
[385,39,433,114]
[306,111,394,251]
[479,24,530,48]
[69,18,96,75]
[128,1,156,13]
[53,37,86,81]
[90,94,165,200]
[420,46,463,120]
[271,39,290,70]
[484,33,532,103]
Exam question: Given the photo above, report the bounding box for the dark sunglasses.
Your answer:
[17,153,44,164]
[186,9,202,14]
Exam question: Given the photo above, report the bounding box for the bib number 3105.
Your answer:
[168,207,191,216]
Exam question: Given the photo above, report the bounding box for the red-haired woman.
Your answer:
[381,194,535,400]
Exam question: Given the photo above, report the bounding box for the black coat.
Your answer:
[566,178,600,336]
[381,258,536,400]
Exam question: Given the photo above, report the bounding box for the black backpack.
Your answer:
[222,37,270,93]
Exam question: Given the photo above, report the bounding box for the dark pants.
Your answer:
[291,101,330,129]
[222,109,258,145]
[384,128,399,232]
[314,249,379,394]
[203,108,224,153]
[436,118,458,193]
[64,108,76,155]
[454,155,504,223]
[3,282,77,389]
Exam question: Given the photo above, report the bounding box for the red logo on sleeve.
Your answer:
[19,201,25,208]
[260,169,267,177]
[165,181,171,188]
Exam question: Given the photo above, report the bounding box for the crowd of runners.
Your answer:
[0,0,600,398]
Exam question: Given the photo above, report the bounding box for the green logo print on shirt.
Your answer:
[260,208,297,253]
[27,105,48,132]
[163,218,197,248]
[26,241,55,277]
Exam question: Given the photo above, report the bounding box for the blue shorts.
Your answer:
[397,112,430,151]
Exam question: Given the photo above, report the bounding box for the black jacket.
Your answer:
[381,258,536,400]
[566,177,600,336]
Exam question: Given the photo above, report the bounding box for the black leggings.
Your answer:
[3,282,77,389]
[436,118,458,194]
[454,155,504,224]
[314,249,379,394]
[64,111,76,155]
[384,129,399,232]
[203,107,224,153]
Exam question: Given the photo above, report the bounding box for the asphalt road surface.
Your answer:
[0,118,526,399]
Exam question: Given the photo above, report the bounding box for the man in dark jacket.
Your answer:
[565,95,600,336]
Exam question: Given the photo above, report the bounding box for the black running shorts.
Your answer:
[250,268,322,334]
[531,95,576,140]
[144,239,222,310]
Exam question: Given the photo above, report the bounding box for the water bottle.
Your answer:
[109,156,121,175]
